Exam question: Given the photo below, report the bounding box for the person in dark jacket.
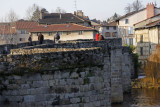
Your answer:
[28,35,32,46]
[38,33,44,44]
[54,32,60,43]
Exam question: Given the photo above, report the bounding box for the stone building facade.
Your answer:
[134,15,160,64]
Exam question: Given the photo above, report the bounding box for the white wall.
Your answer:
[31,31,96,41]
[119,9,147,27]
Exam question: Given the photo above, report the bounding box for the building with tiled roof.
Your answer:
[0,20,38,45]
[39,11,91,27]
[134,15,160,64]
[99,21,118,39]
[116,3,160,46]
[29,23,97,41]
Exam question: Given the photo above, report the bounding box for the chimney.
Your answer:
[60,13,62,19]
[77,10,83,17]
[146,2,155,18]
[40,10,44,19]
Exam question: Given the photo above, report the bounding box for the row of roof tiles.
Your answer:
[0,21,96,35]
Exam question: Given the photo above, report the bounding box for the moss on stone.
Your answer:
[86,71,94,77]
[84,78,90,85]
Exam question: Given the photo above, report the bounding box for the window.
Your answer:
[109,32,111,37]
[105,32,110,37]
[126,38,129,45]
[79,31,83,35]
[67,32,71,35]
[129,38,133,45]
[140,47,143,56]
[113,26,116,30]
[19,38,25,41]
[128,27,133,34]
[140,35,143,43]
[21,30,26,34]
[106,27,109,30]
[59,32,63,36]
[48,32,52,36]
[113,32,117,37]
[125,19,129,24]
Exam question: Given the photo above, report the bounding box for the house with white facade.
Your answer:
[29,23,97,41]
[116,3,160,46]
[99,21,118,38]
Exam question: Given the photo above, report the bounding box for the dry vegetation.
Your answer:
[143,45,160,87]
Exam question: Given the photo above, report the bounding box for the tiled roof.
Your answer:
[15,21,38,30]
[0,25,16,35]
[146,19,160,27]
[134,13,160,25]
[102,21,117,27]
[116,8,145,21]
[0,21,38,35]
[39,13,88,25]
[29,24,96,32]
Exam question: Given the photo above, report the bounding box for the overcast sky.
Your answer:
[1,0,160,21]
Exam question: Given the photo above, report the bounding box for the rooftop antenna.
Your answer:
[74,0,77,11]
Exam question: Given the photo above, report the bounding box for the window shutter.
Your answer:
[105,32,107,37]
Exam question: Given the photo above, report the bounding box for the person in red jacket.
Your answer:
[95,32,99,41]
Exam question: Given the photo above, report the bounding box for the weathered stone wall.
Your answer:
[0,38,134,106]
[0,47,111,107]
[0,40,54,54]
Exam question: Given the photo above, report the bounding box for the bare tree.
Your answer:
[26,4,38,20]
[55,7,66,13]
[124,0,143,14]
[125,3,133,14]
[132,0,143,12]
[7,9,19,23]
[31,7,41,21]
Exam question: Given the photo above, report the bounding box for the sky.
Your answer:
[0,0,160,21]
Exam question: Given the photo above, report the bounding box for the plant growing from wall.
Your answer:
[125,44,141,78]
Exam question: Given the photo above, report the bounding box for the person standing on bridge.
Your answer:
[38,33,44,44]
[98,33,104,41]
[28,35,32,46]
[95,32,99,41]
[54,32,60,43]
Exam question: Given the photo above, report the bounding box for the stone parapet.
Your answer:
[0,38,134,106]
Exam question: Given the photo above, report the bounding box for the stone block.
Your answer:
[32,81,49,88]
[35,94,46,101]
[65,93,74,99]
[49,80,56,86]
[24,74,42,81]
[24,95,35,102]
[61,72,70,79]
[42,74,53,80]
[6,96,23,102]
[70,98,80,104]
[70,72,79,78]
[13,75,22,80]
[21,84,30,89]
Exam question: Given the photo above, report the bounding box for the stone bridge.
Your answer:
[0,39,134,107]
